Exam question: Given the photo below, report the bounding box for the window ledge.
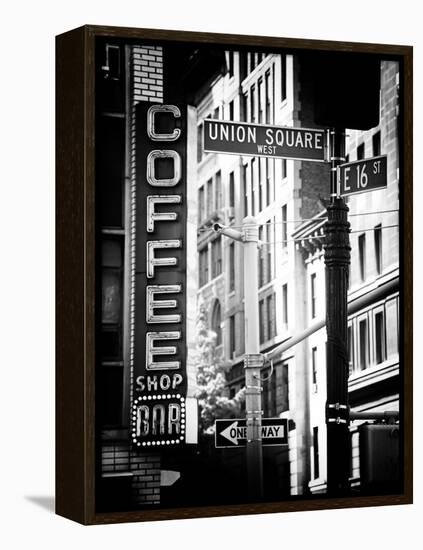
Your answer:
[198,273,224,292]
[102,472,133,478]
[348,358,399,392]
[308,478,326,494]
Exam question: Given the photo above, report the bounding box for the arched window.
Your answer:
[211,300,222,346]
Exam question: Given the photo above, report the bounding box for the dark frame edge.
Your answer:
[83,24,413,55]
[402,45,413,505]
[90,493,411,525]
[56,25,97,525]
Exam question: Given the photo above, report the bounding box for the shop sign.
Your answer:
[132,104,187,448]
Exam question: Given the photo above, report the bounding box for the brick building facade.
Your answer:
[98,41,165,510]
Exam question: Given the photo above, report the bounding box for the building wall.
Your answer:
[299,60,400,493]
[195,51,337,496]
[101,444,161,506]
[133,45,163,103]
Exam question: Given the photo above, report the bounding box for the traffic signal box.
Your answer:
[359,423,400,494]
[301,52,381,130]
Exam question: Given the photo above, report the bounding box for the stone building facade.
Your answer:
[195,54,400,496]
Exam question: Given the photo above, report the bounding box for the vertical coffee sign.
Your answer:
[132,104,187,449]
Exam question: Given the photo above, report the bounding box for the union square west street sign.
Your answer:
[204,119,328,162]
[215,418,289,448]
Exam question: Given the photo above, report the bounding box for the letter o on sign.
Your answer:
[147,150,181,187]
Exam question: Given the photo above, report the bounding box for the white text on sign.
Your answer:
[338,155,388,197]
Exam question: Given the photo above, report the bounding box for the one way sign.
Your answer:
[215,418,288,448]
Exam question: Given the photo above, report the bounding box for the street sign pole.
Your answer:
[324,128,351,496]
[242,216,264,500]
[213,217,264,499]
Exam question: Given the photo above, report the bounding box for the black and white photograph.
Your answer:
[93,33,408,514]
[3,0,422,546]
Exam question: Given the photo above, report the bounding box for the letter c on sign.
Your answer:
[147,105,181,142]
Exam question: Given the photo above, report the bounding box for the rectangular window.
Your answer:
[280,364,289,412]
[270,366,277,416]
[101,237,124,365]
[197,123,203,163]
[358,234,366,281]
[247,53,252,73]
[265,69,272,124]
[267,293,276,339]
[251,159,256,215]
[312,347,318,386]
[311,273,317,319]
[229,242,235,292]
[374,310,386,364]
[101,237,123,321]
[211,237,222,278]
[229,171,235,208]
[98,116,125,228]
[374,224,382,275]
[259,299,265,344]
[206,178,213,217]
[266,222,272,283]
[100,365,124,427]
[281,158,287,179]
[241,91,248,122]
[104,44,121,79]
[213,106,219,119]
[358,317,369,370]
[313,427,320,479]
[282,283,288,328]
[239,52,248,81]
[229,315,236,357]
[357,143,365,160]
[242,164,248,216]
[258,159,263,212]
[386,297,399,357]
[281,204,287,248]
[229,100,234,121]
[198,186,205,223]
[228,51,234,77]
[215,170,222,211]
[263,364,277,416]
[281,55,287,101]
[348,322,354,374]
[258,225,264,288]
[250,84,256,123]
[265,158,271,206]
[372,130,381,156]
[258,77,264,123]
[199,247,209,287]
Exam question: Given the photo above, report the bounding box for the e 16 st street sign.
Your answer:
[215,418,288,448]
[204,119,327,162]
[338,155,387,197]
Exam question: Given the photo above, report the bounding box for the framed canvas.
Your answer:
[56,25,413,525]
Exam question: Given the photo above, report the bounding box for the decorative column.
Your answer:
[324,129,351,495]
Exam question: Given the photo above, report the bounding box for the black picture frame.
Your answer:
[56,25,413,525]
